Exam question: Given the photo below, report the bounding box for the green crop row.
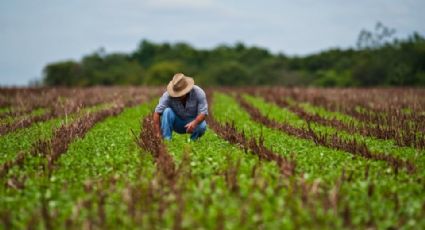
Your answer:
[0,103,110,165]
[287,96,423,132]
[1,91,424,229]
[0,108,47,125]
[213,92,425,229]
[244,94,425,171]
[165,130,289,229]
[0,102,154,229]
[4,99,286,229]
[285,97,361,126]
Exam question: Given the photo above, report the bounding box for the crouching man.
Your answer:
[153,73,208,141]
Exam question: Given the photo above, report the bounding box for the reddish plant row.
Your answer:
[207,92,360,227]
[0,87,104,118]
[33,105,125,173]
[235,95,416,174]
[298,88,424,134]
[0,151,26,178]
[236,87,425,135]
[0,87,158,114]
[261,94,425,149]
[31,112,181,229]
[0,87,156,136]
[0,95,153,178]
[40,107,182,228]
[0,105,124,190]
[1,113,54,136]
[137,115,177,182]
[135,114,187,228]
[206,93,296,177]
[209,119,296,177]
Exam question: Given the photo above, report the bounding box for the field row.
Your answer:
[0,88,424,229]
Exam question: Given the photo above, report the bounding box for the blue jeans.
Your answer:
[161,108,207,140]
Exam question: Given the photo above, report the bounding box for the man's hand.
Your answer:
[185,113,206,133]
[184,120,198,133]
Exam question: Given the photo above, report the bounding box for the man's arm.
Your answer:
[185,113,206,133]
[185,87,208,133]
[153,92,170,138]
[153,112,161,137]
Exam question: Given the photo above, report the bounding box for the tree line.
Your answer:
[43,23,425,87]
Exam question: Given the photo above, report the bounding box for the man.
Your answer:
[154,73,208,141]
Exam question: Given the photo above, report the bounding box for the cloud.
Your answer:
[1,0,425,85]
[145,0,213,9]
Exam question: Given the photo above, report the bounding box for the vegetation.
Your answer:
[42,23,425,87]
[1,87,424,229]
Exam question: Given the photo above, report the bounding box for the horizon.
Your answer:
[1,0,425,86]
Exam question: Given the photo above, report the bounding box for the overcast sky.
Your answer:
[1,0,424,86]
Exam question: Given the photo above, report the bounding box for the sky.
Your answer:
[1,0,424,86]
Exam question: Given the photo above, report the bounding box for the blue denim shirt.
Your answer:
[154,85,208,119]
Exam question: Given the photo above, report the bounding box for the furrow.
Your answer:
[263,94,425,149]
[0,101,157,229]
[207,92,296,177]
[0,87,155,136]
[0,95,152,178]
[137,114,178,183]
[235,94,416,174]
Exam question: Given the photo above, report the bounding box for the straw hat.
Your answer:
[167,73,194,97]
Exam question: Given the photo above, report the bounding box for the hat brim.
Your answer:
[167,77,194,97]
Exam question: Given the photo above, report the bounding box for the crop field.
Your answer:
[0,87,425,229]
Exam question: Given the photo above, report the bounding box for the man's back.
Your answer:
[155,85,208,119]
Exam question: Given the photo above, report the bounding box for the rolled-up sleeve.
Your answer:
[154,92,170,114]
[197,89,208,115]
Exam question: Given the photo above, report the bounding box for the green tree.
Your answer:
[43,61,81,86]
[208,62,250,86]
[144,61,184,85]
[42,29,425,87]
